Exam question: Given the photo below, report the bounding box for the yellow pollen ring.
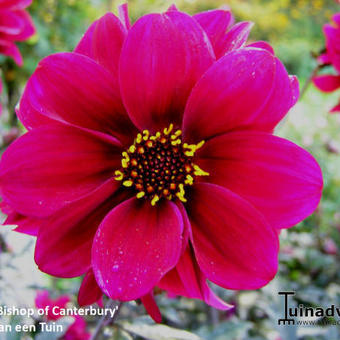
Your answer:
[114,124,209,206]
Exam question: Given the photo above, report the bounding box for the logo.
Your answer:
[278,291,340,326]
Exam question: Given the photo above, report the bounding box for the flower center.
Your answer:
[114,124,209,205]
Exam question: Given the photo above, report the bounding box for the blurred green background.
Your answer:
[1,1,340,339]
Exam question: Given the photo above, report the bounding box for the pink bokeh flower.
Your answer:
[35,291,90,340]
[0,0,35,65]
[0,5,322,322]
[313,13,340,112]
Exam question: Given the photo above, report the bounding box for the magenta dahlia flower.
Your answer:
[0,4,322,322]
[0,0,35,65]
[35,291,90,340]
[313,13,340,112]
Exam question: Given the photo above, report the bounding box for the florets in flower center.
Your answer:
[114,124,209,205]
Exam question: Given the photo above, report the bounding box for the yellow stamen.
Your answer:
[163,124,173,135]
[195,140,205,150]
[142,130,150,140]
[176,183,187,203]
[171,139,181,146]
[193,164,209,176]
[136,191,145,199]
[183,140,205,157]
[123,180,133,187]
[150,131,161,141]
[151,195,160,206]
[184,174,194,185]
[121,151,130,168]
[114,170,123,181]
[136,133,142,144]
[129,145,136,153]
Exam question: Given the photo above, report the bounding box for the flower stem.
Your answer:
[300,64,321,99]
[90,300,123,340]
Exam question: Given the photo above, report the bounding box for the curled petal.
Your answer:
[219,21,253,56]
[193,9,234,59]
[0,39,22,65]
[141,292,162,323]
[159,244,232,310]
[118,3,131,29]
[78,269,103,306]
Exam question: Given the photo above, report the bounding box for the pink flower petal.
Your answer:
[141,292,162,323]
[318,52,331,65]
[193,9,234,59]
[18,52,136,145]
[76,13,127,78]
[333,13,340,26]
[219,21,253,55]
[187,183,279,290]
[159,244,232,310]
[34,179,126,278]
[78,269,103,306]
[118,3,131,29]
[248,57,299,132]
[10,214,42,235]
[0,124,121,217]
[324,24,340,73]
[92,13,127,77]
[74,20,97,59]
[0,10,24,35]
[119,10,214,132]
[290,75,299,106]
[35,291,70,320]
[330,101,340,113]
[1,200,42,235]
[0,39,22,65]
[196,131,323,229]
[247,41,274,54]
[64,316,90,340]
[0,10,35,41]
[183,48,276,142]
[92,198,183,301]
[313,74,340,92]
[0,0,32,10]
